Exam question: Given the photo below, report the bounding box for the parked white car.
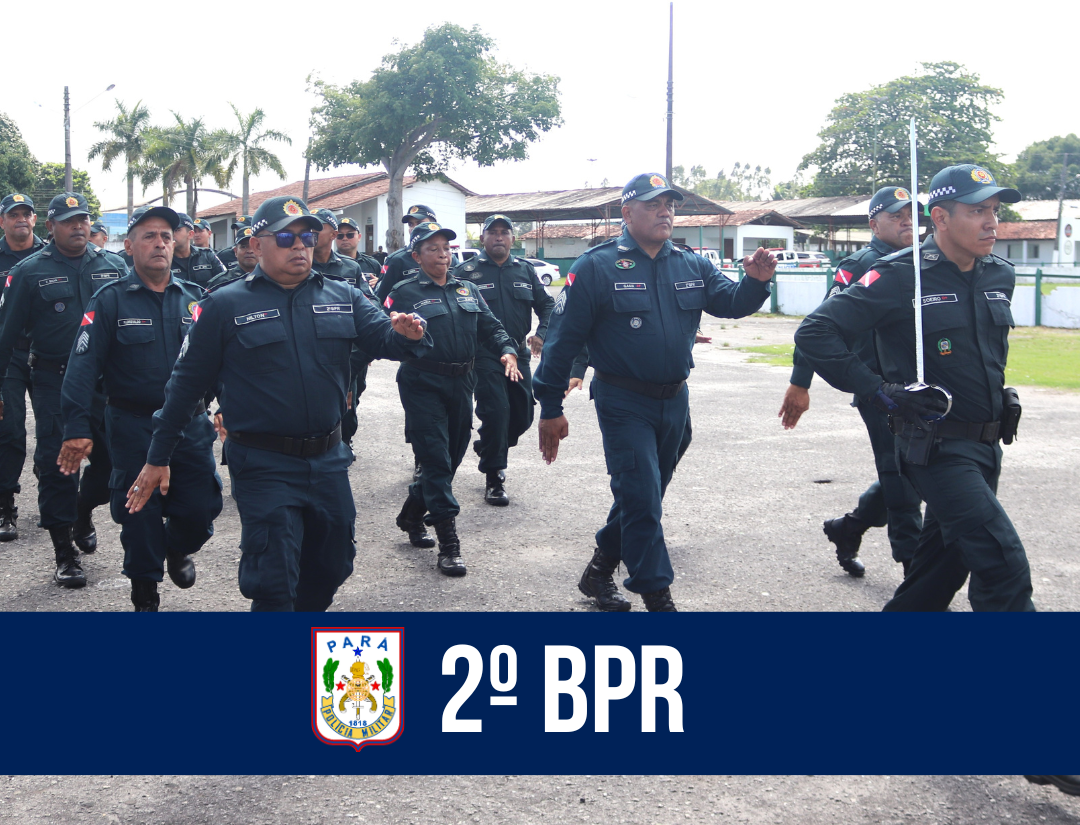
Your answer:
[527,257,560,286]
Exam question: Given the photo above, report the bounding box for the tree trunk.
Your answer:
[242,154,250,217]
[385,160,405,251]
[126,169,134,220]
[186,177,195,216]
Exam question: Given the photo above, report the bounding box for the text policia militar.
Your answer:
[442,644,684,733]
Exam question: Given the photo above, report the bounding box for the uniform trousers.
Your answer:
[225,438,356,612]
[398,365,474,524]
[884,438,1033,612]
[106,407,222,581]
[592,378,689,595]
[474,350,533,474]
[0,351,31,497]
[31,369,111,528]
[851,400,923,565]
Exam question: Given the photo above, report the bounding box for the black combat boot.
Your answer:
[578,548,631,612]
[412,458,423,481]
[433,517,466,577]
[130,578,160,612]
[395,495,435,548]
[72,496,97,554]
[641,586,678,612]
[0,495,18,542]
[165,549,196,589]
[484,471,509,506]
[1024,776,1080,796]
[823,514,868,577]
[49,524,86,588]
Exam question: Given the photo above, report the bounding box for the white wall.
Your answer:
[1058,200,1080,265]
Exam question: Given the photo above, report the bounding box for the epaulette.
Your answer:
[878,246,913,264]
[389,273,421,291]
[583,238,618,256]
[988,253,1013,268]
[458,260,478,274]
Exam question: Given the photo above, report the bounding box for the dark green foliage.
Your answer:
[377,658,394,692]
[322,658,339,694]
[1011,135,1080,201]
[0,113,40,202]
[31,163,102,236]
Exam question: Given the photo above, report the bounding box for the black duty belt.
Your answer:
[406,357,474,377]
[109,397,207,418]
[594,370,685,401]
[891,417,1000,444]
[229,423,342,458]
[27,354,66,375]
[15,337,30,352]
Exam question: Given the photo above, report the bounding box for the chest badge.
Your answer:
[615,259,636,270]
[54,301,66,313]
[456,287,470,296]
[630,317,642,329]
[937,338,952,356]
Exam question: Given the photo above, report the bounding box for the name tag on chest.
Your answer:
[914,294,958,307]
[118,318,152,327]
[234,308,281,325]
[477,283,495,290]
[38,276,68,287]
[313,303,353,314]
[984,291,1009,302]
[614,283,646,290]
[513,282,532,290]
[675,280,704,290]
[92,271,120,281]
[413,298,442,310]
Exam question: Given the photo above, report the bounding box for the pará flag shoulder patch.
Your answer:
[383,296,394,310]
[835,268,854,286]
[81,312,95,326]
[566,272,576,286]
[856,269,881,288]
[192,304,202,323]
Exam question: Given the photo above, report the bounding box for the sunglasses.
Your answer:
[259,231,317,248]
[336,231,357,240]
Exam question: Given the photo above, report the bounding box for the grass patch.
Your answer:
[741,344,795,366]
[1041,282,1080,296]
[1006,328,1080,389]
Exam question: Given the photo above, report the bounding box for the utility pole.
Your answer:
[63,86,72,192]
[303,136,312,202]
[665,1,673,181]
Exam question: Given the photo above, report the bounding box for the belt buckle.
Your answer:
[660,383,677,400]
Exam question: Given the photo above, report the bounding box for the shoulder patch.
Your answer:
[856,269,882,288]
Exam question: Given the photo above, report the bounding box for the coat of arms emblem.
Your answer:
[312,628,402,750]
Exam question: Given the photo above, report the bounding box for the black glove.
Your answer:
[871,382,950,429]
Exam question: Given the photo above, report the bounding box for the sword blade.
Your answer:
[909,117,925,384]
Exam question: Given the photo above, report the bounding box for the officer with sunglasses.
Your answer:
[335,217,381,287]
[127,196,431,612]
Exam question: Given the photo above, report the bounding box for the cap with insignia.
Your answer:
[338,217,361,232]
[868,186,914,218]
[927,164,1021,207]
[481,214,513,232]
[90,220,108,235]
[401,204,437,224]
[250,196,322,235]
[312,208,339,229]
[176,212,196,230]
[233,226,254,246]
[46,192,91,221]
[621,173,685,205]
[127,205,181,232]
[192,217,213,231]
[1,193,34,214]
[409,221,457,250]
[231,215,252,231]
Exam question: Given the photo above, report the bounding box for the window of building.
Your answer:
[1031,244,1040,259]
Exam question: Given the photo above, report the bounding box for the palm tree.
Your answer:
[88,100,151,220]
[152,113,230,216]
[220,104,291,215]
[135,125,181,208]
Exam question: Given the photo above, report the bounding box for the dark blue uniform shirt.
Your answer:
[454,253,554,351]
[61,272,204,440]
[313,251,379,302]
[0,235,46,346]
[375,247,418,305]
[147,266,433,465]
[533,231,772,419]
[0,243,127,374]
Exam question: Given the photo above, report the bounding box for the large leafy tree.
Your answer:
[1011,134,1080,201]
[147,113,229,216]
[799,62,1004,197]
[0,112,39,201]
[673,163,774,201]
[309,23,561,250]
[219,104,291,215]
[135,125,181,208]
[88,100,152,220]
[30,162,101,237]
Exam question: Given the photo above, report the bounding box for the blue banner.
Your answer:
[2,612,1072,774]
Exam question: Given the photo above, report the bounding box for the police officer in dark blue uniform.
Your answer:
[0,193,46,541]
[795,164,1033,612]
[89,220,109,248]
[387,221,521,576]
[215,216,252,270]
[169,213,226,287]
[58,205,222,611]
[126,196,431,612]
[191,217,214,251]
[0,192,125,586]
[779,186,923,577]
[454,214,553,505]
[335,216,382,288]
[375,204,437,305]
[206,227,258,291]
[533,173,775,611]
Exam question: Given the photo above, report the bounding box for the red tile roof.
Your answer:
[995,220,1057,240]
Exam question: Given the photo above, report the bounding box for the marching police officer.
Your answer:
[126,196,431,611]
[795,164,1032,612]
[533,173,775,611]
[215,215,251,270]
[0,193,46,540]
[89,220,109,249]
[191,217,214,250]
[335,216,381,288]
[388,221,521,576]
[0,192,125,586]
[779,186,923,577]
[454,214,553,505]
[206,227,258,291]
[58,205,223,611]
[375,204,438,305]
[169,213,225,287]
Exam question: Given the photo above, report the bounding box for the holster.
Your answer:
[1001,387,1021,445]
[890,417,938,467]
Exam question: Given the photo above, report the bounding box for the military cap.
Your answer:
[482,214,513,232]
[409,220,457,250]
[90,221,108,238]
[338,217,362,232]
[47,192,91,221]
[232,215,253,231]
[0,193,34,214]
[233,226,255,246]
[312,208,339,229]
[621,173,684,205]
[192,217,213,231]
[868,186,914,218]
[175,212,196,230]
[401,204,437,224]
[250,196,322,235]
[927,164,1021,207]
[127,205,181,232]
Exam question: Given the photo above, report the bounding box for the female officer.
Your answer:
[387,222,521,576]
